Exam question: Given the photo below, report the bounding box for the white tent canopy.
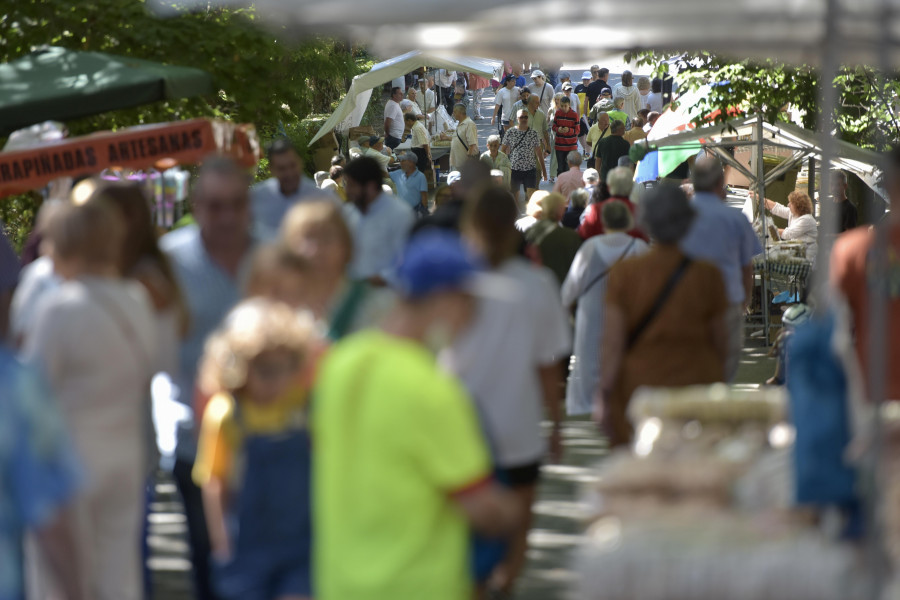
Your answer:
[308,50,502,146]
[646,115,886,200]
[157,0,900,67]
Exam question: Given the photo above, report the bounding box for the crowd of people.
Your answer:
[1,60,897,600]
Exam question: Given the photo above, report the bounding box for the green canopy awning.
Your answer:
[0,46,214,135]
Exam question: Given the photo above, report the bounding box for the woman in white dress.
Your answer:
[763,190,819,263]
[562,200,649,415]
[24,198,159,600]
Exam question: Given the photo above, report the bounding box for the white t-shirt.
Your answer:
[527,81,555,113]
[646,91,664,113]
[441,258,572,466]
[23,276,159,476]
[383,99,405,139]
[494,86,520,122]
[416,88,437,114]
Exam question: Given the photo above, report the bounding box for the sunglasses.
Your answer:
[518,116,529,120]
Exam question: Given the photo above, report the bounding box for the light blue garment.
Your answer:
[561,233,649,415]
[0,347,80,600]
[159,225,255,460]
[680,192,763,304]
[388,169,428,210]
[250,176,325,236]
[343,194,414,281]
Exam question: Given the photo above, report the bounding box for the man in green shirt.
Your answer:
[313,230,520,600]
[595,120,631,183]
[524,94,551,157]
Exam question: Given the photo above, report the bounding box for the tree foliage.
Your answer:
[0,0,372,248]
[628,51,900,151]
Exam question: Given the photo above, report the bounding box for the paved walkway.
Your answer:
[147,339,775,600]
[147,88,779,599]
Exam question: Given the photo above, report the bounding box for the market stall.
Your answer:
[576,385,864,600]
[643,115,884,341]
[308,50,502,146]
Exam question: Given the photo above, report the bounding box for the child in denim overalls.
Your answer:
[193,299,319,600]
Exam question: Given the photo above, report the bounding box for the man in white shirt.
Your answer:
[342,156,414,283]
[450,104,479,172]
[383,86,405,150]
[527,69,555,114]
[434,69,456,114]
[491,75,520,136]
[250,140,325,236]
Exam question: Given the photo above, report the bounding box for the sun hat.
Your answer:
[581,71,592,80]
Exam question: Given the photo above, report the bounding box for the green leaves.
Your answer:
[630,51,899,150]
[0,0,370,248]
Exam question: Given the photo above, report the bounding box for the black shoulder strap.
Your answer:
[583,238,637,294]
[627,256,692,350]
[456,127,469,152]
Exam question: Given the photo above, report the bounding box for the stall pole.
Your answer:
[860,0,895,596]
[756,112,770,343]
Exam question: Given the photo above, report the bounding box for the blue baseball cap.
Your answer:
[394,230,484,299]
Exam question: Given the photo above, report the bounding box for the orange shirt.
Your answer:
[830,222,900,400]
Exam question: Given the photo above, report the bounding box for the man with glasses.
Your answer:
[502,109,546,201]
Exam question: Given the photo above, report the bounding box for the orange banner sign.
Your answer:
[0,118,259,198]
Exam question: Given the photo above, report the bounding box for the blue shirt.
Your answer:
[680,192,763,304]
[389,169,428,210]
[342,194,414,281]
[160,225,255,460]
[251,176,328,237]
[0,348,80,600]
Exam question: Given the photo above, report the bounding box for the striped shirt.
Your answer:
[552,109,579,152]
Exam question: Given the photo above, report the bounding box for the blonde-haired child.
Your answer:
[193,298,318,600]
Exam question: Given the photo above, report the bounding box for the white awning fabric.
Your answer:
[308,50,502,146]
[648,116,886,199]
[156,0,900,67]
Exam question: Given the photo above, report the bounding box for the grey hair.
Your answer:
[607,166,634,197]
[487,134,502,146]
[637,76,651,91]
[601,200,634,232]
[566,151,583,166]
[453,103,468,115]
[639,184,696,244]
[569,187,590,209]
[613,96,625,109]
[691,157,725,192]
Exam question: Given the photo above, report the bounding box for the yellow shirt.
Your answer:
[586,122,611,149]
[193,388,308,487]
[313,331,491,600]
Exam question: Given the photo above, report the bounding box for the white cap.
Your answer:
[583,168,600,183]
[581,71,592,80]
[447,171,462,185]
[531,69,545,79]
